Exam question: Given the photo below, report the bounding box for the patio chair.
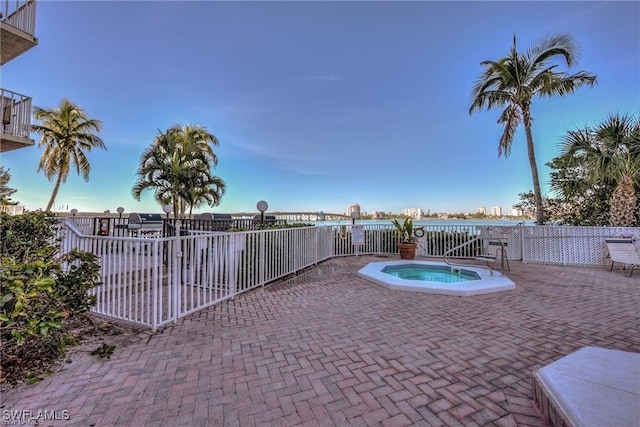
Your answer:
[476,239,510,272]
[605,238,640,277]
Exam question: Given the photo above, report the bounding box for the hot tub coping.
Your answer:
[357,260,516,297]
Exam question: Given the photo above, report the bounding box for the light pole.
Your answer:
[70,208,78,217]
[162,204,173,218]
[350,211,358,225]
[257,200,268,225]
[117,206,125,219]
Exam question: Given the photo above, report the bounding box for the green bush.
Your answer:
[0,212,101,384]
[0,211,59,262]
[0,257,66,346]
[57,250,100,315]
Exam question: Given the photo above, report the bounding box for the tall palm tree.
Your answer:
[557,113,640,226]
[132,124,225,216]
[469,33,597,225]
[32,98,106,211]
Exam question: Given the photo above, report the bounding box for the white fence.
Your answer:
[0,204,24,215]
[520,226,640,266]
[58,221,639,330]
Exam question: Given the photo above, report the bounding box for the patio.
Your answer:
[1,255,638,426]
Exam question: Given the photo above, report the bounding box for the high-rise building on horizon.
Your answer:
[491,206,503,216]
[476,207,487,215]
[346,203,361,218]
[402,207,424,219]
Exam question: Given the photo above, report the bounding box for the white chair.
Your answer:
[476,239,510,272]
[605,238,640,277]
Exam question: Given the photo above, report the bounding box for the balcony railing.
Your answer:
[1,0,37,65]
[1,0,36,36]
[1,87,32,139]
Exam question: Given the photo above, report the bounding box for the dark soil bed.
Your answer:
[0,314,148,394]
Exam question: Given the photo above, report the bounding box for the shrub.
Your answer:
[56,250,100,315]
[0,211,59,262]
[0,212,101,385]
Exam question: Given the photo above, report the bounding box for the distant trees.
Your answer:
[132,124,226,217]
[32,98,106,211]
[469,33,597,225]
[0,166,17,205]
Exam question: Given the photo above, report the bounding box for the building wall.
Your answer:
[346,203,361,218]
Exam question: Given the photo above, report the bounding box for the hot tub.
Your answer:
[357,260,516,296]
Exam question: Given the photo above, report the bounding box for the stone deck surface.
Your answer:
[1,256,639,426]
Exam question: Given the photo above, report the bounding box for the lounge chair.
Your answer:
[605,238,640,277]
[476,239,510,272]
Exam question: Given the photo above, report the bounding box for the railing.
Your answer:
[442,237,497,275]
[1,0,36,36]
[520,226,640,266]
[165,217,290,234]
[331,223,482,257]
[61,222,337,330]
[57,221,640,330]
[1,88,32,140]
[0,204,24,215]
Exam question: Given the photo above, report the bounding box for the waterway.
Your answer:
[312,219,533,227]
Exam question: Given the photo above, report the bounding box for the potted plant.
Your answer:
[392,218,418,260]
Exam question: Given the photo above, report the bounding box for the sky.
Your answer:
[2,0,639,216]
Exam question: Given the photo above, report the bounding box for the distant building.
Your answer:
[372,211,386,219]
[476,207,487,215]
[510,207,524,217]
[402,208,424,219]
[346,203,361,218]
[491,206,503,216]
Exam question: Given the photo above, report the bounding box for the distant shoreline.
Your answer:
[54,211,532,223]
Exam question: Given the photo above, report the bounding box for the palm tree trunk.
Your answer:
[523,108,545,225]
[45,174,64,211]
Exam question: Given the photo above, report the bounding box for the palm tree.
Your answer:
[557,113,640,226]
[132,124,225,216]
[609,168,637,227]
[469,33,597,225]
[183,174,226,217]
[32,98,106,211]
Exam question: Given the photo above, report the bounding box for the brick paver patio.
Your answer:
[1,256,639,426]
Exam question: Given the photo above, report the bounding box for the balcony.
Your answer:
[1,0,38,65]
[0,88,34,152]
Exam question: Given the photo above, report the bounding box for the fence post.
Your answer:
[172,221,182,323]
[151,239,159,332]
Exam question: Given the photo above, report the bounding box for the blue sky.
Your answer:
[2,1,639,215]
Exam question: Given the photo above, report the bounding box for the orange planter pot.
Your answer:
[398,243,417,260]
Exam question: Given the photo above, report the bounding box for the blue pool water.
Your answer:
[382,264,479,283]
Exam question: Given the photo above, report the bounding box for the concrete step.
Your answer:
[532,346,640,427]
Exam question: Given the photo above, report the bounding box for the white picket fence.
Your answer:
[58,221,639,330]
